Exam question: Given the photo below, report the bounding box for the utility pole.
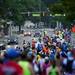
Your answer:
[39,0,41,28]
[7,21,12,37]
[56,21,59,29]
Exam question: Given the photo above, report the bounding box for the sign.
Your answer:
[32,13,40,17]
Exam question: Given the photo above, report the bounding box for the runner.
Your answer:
[0,48,23,75]
[47,60,61,75]
[18,51,35,75]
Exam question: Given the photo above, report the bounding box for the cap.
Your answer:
[5,48,20,58]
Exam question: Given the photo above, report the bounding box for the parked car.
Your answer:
[34,32,41,37]
[0,43,6,50]
[7,36,18,45]
[24,32,31,36]
[6,36,18,49]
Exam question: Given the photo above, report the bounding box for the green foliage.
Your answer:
[48,2,64,14]
[48,0,75,22]
[46,0,75,29]
[1,0,75,27]
[61,0,75,21]
[0,0,44,25]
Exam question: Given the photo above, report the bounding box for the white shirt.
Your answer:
[35,41,43,49]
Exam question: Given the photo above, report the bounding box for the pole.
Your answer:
[39,0,41,29]
[56,21,59,29]
[10,23,12,37]
[59,22,62,29]
[7,21,12,37]
[28,12,30,16]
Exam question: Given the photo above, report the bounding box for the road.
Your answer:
[18,29,75,48]
[18,29,54,48]
[18,35,32,48]
[1,28,75,48]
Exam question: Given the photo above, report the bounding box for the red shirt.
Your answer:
[32,41,36,48]
[0,61,23,75]
[71,49,75,59]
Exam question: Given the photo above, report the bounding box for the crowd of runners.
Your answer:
[0,29,75,75]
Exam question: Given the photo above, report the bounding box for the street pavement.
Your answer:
[18,35,32,48]
[71,33,75,47]
[18,29,54,48]
[18,29,75,48]
[0,28,75,48]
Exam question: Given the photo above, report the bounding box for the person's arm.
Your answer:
[57,67,61,75]
[46,67,51,75]
[28,63,35,75]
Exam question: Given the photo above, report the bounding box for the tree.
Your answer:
[1,0,35,32]
[45,0,75,29]
[61,0,75,21]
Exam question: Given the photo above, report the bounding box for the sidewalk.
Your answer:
[71,32,75,47]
